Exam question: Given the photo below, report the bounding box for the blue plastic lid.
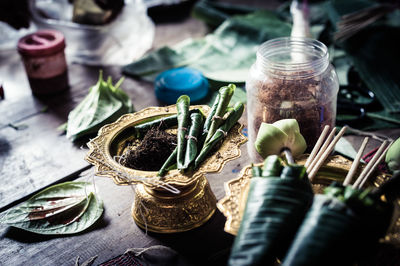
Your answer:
[155,67,209,104]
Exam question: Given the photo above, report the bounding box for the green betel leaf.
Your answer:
[255,119,307,159]
[254,123,288,158]
[108,76,134,113]
[194,102,244,168]
[192,0,256,28]
[334,138,358,160]
[229,160,313,266]
[66,71,133,141]
[272,119,307,157]
[0,182,103,235]
[198,93,220,148]
[158,147,178,177]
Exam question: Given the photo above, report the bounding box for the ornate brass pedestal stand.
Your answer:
[133,175,216,233]
[86,105,247,233]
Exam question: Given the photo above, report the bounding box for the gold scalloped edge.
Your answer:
[217,163,256,235]
[217,155,400,246]
[85,105,248,189]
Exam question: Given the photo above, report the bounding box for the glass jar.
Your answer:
[246,37,339,161]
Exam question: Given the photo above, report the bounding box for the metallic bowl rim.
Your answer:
[85,104,248,189]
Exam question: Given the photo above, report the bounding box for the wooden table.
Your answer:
[1,5,399,266]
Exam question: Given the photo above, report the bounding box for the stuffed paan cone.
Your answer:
[282,184,393,266]
[228,155,314,266]
[176,95,190,169]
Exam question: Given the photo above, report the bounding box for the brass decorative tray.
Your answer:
[85,105,248,189]
[217,155,400,245]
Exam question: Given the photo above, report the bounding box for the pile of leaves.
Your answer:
[123,0,400,131]
[0,182,103,235]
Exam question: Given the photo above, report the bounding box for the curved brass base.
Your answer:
[132,176,217,233]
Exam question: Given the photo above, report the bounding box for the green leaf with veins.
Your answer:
[0,182,103,235]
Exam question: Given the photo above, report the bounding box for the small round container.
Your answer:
[155,68,209,104]
[18,29,69,95]
[246,37,339,160]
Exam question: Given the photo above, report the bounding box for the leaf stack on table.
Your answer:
[65,70,134,142]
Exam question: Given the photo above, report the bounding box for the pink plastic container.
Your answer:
[18,30,69,95]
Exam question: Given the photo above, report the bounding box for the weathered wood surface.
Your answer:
[0,15,234,266]
[0,17,207,211]
[0,4,400,266]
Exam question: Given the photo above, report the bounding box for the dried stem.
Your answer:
[352,140,388,188]
[308,126,347,181]
[343,137,369,186]
[359,142,393,188]
[306,127,336,174]
[282,148,295,165]
[305,125,330,169]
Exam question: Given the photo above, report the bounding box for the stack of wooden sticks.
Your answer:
[304,125,392,187]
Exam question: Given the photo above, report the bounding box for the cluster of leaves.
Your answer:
[0,182,103,235]
[229,155,313,265]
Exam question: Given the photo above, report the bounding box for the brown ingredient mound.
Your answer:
[122,128,176,171]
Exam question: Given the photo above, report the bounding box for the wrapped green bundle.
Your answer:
[204,84,235,144]
[183,112,204,169]
[132,109,202,139]
[198,94,220,148]
[228,155,314,266]
[282,183,394,266]
[176,95,190,169]
[66,71,133,141]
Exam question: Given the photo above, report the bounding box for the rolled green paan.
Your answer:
[228,155,314,266]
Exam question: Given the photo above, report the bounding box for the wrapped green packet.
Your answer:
[194,102,244,169]
[183,112,204,169]
[176,95,190,169]
[198,93,220,148]
[204,84,235,144]
[228,155,313,266]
